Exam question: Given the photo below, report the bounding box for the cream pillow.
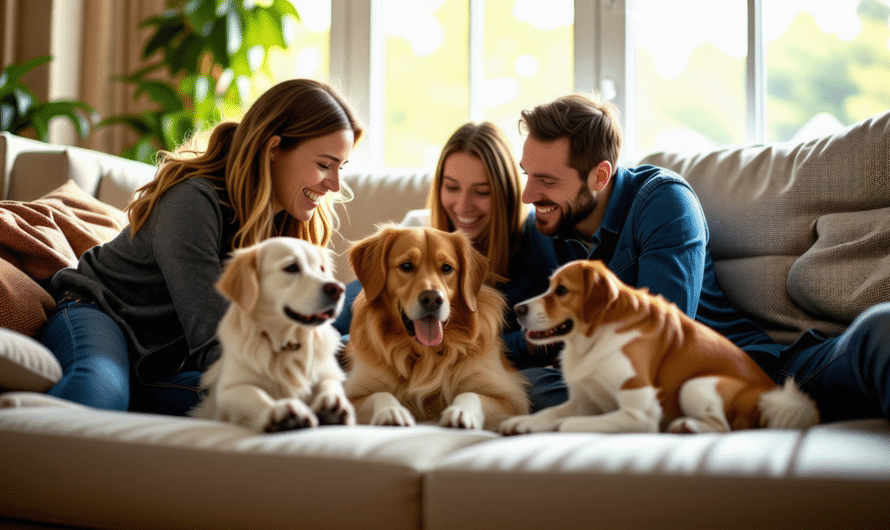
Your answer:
[0,327,63,392]
[787,207,890,323]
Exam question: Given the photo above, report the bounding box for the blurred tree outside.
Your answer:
[636,0,890,156]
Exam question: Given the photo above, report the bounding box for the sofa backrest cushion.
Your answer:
[8,148,157,210]
[639,111,890,343]
[333,171,433,283]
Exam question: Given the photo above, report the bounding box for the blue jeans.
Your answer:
[521,302,890,422]
[38,300,203,416]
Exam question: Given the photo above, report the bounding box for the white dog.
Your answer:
[191,237,356,432]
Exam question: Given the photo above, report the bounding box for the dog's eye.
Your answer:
[399,262,414,272]
[441,263,454,274]
[555,284,568,296]
[283,263,300,273]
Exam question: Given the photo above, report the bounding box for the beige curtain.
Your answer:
[1,0,167,156]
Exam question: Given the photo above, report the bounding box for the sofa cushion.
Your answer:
[8,145,157,209]
[0,327,62,392]
[423,420,890,530]
[787,207,890,322]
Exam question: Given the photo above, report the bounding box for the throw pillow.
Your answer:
[0,257,55,336]
[787,207,890,323]
[0,179,126,279]
[0,327,63,392]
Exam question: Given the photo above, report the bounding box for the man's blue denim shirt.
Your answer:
[503,165,790,368]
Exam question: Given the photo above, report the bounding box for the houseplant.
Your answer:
[0,55,98,142]
[101,0,300,163]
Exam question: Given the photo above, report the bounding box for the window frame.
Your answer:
[329,0,768,168]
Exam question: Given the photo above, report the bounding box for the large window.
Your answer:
[269,0,889,168]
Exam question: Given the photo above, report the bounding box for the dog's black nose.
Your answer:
[419,290,444,312]
[514,303,528,316]
[324,282,344,300]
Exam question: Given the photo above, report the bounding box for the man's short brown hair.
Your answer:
[520,93,622,180]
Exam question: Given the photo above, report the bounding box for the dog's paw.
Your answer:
[439,405,483,430]
[311,392,357,426]
[498,414,557,435]
[263,399,319,432]
[370,405,416,427]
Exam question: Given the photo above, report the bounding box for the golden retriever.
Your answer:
[499,260,819,435]
[343,225,529,430]
[191,237,356,432]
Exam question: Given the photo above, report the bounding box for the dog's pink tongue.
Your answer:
[414,316,443,346]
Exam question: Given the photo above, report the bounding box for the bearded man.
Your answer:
[509,93,890,424]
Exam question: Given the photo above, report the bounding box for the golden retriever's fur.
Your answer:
[344,225,529,430]
[191,237,355,432]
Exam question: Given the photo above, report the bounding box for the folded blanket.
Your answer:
[0,180,126,280]
[0,180,126,335]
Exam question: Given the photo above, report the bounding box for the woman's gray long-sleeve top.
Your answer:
[50,177,238,380]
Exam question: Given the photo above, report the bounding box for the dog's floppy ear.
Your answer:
[454,232,488,313]
[579,260,620,334]
[216,246,262,312]
[349,225,396,302]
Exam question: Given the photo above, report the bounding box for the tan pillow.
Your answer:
[787,208,890,323]
[0,327,63,392]
[0,257,55,336]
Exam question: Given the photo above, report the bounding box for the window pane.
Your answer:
[219,1,330,120]
[383,0,470,168]
[240,0,331,110]
[481,0,574,156]
[633,0,747,156]
[765,0,890,142]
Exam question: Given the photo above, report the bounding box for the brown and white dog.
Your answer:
[499,260,819,435]
[191,237,356,432]
[344,225,529,430]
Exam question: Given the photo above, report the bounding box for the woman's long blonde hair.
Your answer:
[428,122,524,284]
[127,79,363,248]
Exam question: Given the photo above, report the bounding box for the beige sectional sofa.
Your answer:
[1,115,889,530]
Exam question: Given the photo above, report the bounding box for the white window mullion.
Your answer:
[587,0,634,161]
[746,0,765,144]
[468,0,484,121]
[330,0,384,169]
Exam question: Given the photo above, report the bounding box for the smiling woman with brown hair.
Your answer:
[39,79,364,416]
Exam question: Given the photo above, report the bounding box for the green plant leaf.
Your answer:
[12,86,35,116]
[207,19,230,68]
[0,56,52,87]
[143,22,187,59]
[173,34,206,75]
[271,0,300,20]
[0,102,15,130]
[98,115,152,135]
[31,100,98,138]
[134,80,186,111]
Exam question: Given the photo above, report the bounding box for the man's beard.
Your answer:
[535,181,597,238]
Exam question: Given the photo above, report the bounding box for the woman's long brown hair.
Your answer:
[127,79,363,248]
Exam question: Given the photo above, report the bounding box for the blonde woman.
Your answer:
[39,79,363,415]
